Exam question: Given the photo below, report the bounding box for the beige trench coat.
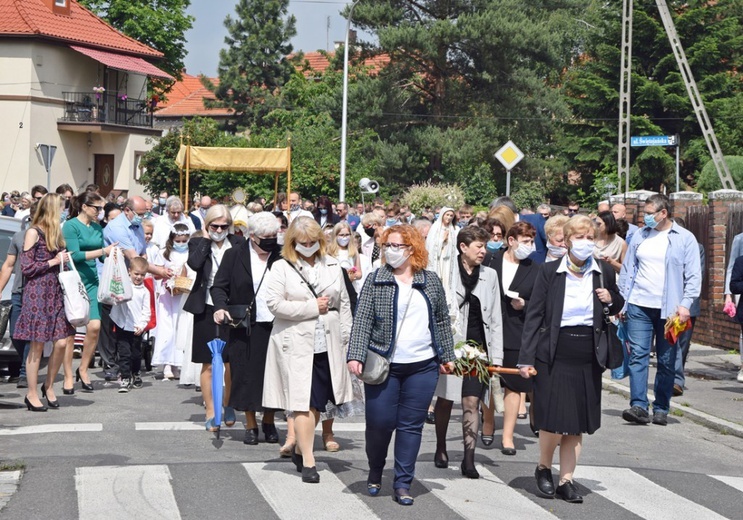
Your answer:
[262,256,354,412]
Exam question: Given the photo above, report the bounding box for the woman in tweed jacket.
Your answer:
[348,224,455,506]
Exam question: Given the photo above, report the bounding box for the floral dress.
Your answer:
[13,228,74,342]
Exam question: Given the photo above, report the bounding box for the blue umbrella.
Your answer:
[207,336,226,439]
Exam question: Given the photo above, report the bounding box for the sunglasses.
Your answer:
[209,223,229,231]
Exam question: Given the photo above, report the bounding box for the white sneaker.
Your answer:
[163,365,174,380]
[737,368,743,383]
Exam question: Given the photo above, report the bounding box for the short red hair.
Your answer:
[381,224,428,272]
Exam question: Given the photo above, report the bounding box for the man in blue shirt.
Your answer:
[618,194,701,426]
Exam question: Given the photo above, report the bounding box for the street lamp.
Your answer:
[339,0,361,202]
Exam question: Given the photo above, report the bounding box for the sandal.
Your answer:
[322,433,340,452]
[517,413,527,420]
[279,438,296,458]
[205,417,219,432]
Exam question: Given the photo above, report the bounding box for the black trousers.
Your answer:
[115,329,143,379]
[98,304,118,371]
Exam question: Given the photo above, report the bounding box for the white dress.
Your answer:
[151,249,191,369]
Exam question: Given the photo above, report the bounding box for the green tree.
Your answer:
[204,0,297,131]
[79,0,193,82]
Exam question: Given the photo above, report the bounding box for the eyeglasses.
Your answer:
[492,232,503,239]
[382,243,409,251]
[33,196,44,201]
[209,223,229,231]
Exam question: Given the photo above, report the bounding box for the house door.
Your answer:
[94,154,115,197]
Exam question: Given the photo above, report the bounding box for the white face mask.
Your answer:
[209,230,228,242]
[513,242,535,260]
[295,242,319,257]
[384,248,408,268]
[277,232,285,245]
[98,209,105,222]
[547,243,568,258]
[336,236,351,247]
[570,239,595,261]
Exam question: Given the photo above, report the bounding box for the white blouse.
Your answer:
[556,256,601,327]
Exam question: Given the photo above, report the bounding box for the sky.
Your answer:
[183,1,355,77]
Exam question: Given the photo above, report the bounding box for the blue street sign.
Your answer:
[630,135,678,147]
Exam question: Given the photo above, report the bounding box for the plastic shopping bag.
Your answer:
[97,247,133,305]
[59,260,90,327]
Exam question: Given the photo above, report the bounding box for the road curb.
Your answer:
[602,378,743,439]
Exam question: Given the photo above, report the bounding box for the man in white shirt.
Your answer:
[190,195,212,230]
[151,196,195,247]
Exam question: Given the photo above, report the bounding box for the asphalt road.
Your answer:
[1,369,742,520]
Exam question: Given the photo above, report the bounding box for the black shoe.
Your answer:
[63,386,75,395]
[434,451,449,468]
[393,488,414,506]
[425,411,435,424]
[301,466,320,483]
[24,396,47,412]
[16,376,28,389]
[76,368,94,392]
[501,445,517,456]
[262,423,279,444]
[622,406,651,424]
[673,384,684,396]
[556,480,583,503]
[243,428,259,445]
[480,432,494,446]
[40,384,60,408]
[652,411,668,426]
[461,465,480,479]
[291,446,303,473]
[132,375,143,389]
[535,465,555,498]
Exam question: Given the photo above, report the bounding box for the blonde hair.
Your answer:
[282,216,326,262]
[203,204,232,237]
[326,221,359,258]
[31,193,65,252]
[563,215,596,244]
[544,215,569,238]
[488,206,515,234]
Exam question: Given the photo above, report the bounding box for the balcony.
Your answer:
[58,91,160,136]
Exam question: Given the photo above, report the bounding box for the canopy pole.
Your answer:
[273,172,279,209]
[185,144,190,213]
[286,143,292,210]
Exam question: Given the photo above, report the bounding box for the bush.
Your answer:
[696,156,743,193]
[400,181,465,215]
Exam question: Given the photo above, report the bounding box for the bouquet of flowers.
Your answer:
[452,340,490,384]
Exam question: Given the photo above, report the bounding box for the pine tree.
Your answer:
[204,0,297,131]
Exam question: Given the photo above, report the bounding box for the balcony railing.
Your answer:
[60,91,153,128]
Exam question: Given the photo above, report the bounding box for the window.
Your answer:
[133,152,146,181]
[55,0,66,6]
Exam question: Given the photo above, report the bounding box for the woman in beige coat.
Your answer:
[263,216,353,484]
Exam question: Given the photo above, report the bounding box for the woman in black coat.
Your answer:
[313,195,340,229]
[211,211,281,446]
[519,215,623,504]
[487,221,538,455]
[184,205,244,432]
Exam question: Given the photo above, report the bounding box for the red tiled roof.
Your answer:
[298,51,390,77]
[156,73,232,118]
[0,0,161,58]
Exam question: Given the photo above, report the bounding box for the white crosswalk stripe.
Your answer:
[420,463,557,519]
[575,466,728,520]
[64,462,743,520]
[242,462,379,520]
[75,465,181,520]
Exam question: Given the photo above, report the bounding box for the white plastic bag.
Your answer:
[59,259,90,327]
[97,247,133,305]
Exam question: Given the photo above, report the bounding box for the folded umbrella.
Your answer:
[207,335,226,439]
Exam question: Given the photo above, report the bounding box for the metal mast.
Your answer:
[617,0,633,194]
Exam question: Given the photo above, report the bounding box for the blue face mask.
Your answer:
[173,242,188,253]
[644,213,660,229]
[486,240,502,253]
[131,215,143,227]
[319,208,328,215]
[386,218,397,227]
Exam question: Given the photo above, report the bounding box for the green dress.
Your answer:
[63,217,105,321]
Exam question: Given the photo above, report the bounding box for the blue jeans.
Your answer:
[364,357,439,490]
[674,317,696,388]
[9,293,29,378]
[625,304,677,413]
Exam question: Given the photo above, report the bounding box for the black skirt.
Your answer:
[533,326,602,435]
[228,321,272,411]
[191,304,229,364]
[500,349,534,393]
[310,352,336,413]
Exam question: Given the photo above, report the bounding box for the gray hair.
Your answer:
[20,191,33,202]
[165,195,183,212]
[204,204,232,229]
[646,193,670,214]
[248,211,280,237]
[490,196,518,213]
[537,203,551,213]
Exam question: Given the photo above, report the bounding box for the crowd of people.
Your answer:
[1,184,739,506]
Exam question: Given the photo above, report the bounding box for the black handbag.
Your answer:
[598,267,624,370]
[223,264,270,333]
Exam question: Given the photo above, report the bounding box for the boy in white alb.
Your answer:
[111,257,151,393]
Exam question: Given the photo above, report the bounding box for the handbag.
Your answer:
[59,259,90,327]
[224,261,270,332]
[359,287,414,385]
[598,267,624,370]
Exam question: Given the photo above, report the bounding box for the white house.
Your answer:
[0,0,172,198]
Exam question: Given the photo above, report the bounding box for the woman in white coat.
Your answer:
[433,225,504,478]
[263,216,353,484]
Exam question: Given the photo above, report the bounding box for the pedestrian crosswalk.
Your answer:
[4,461,742,519]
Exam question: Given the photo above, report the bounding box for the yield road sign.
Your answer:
[494,140,524,170]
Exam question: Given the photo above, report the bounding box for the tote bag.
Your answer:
[97,247,133,305]
[59,260,90,327]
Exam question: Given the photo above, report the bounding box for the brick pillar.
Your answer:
[696,189,743,349]
[669,191,703,221]
[632,190,657,226]
[624,192,638,226]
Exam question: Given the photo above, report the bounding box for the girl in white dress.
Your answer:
[152,224,194,379]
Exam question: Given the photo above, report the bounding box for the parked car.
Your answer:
[0,215,22,366]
